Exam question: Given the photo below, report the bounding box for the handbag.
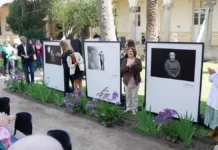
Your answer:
[33,54,37,60]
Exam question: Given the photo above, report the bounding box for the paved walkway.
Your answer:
[0,80,176,150]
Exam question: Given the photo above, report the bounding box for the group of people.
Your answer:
[1,37,44,83]
[0,112,65,150]
[1,39,19,75]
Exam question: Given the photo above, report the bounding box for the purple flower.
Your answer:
[74,97,80,104]
[64,97,69,103]
[91,110,97,115]
[65,93,70,97]
[115,101,121,106]
[66,103,74,109]
[74,89,80,94]
[71,94,76,100]
[112,91,118,100]
[92,98,98,103]
[154,108,177,125]
[86,102,94,109]
[80,93,85,97]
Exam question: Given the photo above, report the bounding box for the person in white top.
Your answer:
[12,43,19,73]
[204,67,218,131]
[67,52,84,92]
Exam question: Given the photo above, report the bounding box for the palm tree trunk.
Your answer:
[146,0,158,41]
[97,0,117,41]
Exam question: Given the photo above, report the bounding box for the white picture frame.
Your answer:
[84,41,121,104]
[43,41,64,91]
[145,42,204,122]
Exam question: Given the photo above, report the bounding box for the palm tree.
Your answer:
[146,0,158,41]
[97,0,116,41]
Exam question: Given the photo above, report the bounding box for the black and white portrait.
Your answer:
[164,52,181,79]
[87,46,105,71]
[45,45,62,66]
[151,48,196,82]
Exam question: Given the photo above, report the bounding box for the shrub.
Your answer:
[136,108,159,136]
[4,72,28,93]
[154,109,178,142]
[63,88,123,127]
[174,113,195,147]
[96,101,123,127]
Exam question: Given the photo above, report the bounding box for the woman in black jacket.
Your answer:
[55,41,74,95]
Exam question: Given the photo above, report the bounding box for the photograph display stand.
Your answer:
[145,42,204,122]
[43,41,64,91]
[84,41,121,104]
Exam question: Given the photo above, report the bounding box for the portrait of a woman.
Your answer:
[164,52,181,79]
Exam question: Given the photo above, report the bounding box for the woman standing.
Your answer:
[34,40,43,71]
[67,52,84,91]
[120,39,135,60]
[12,43,19,73]
[121,47,142,115]
[56,41,74,95]
[204,67,218,130]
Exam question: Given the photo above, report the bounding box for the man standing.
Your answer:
[18,36,35,84]
[98,51,104,71]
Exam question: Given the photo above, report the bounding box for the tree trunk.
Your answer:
[97,0,117,41]
[146,0,158,41]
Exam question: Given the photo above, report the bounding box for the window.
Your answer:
[137,14,140,26]
[193,8,205,25]
[194,9,199,25]
[200,9,205,24]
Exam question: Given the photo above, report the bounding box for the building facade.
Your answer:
[113,0,218,46]
[0,2,18,43]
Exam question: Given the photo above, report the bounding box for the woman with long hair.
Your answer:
[56,40,74,95]
[67,51,84,92]
[34,40,43,71]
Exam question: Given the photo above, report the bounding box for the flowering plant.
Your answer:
[64,89,86,113]
[85,98,98,116]
[4,72,27,92]
[154,109,178,142]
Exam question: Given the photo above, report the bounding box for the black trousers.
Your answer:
[100,60,104,71]
[64,69,74,96]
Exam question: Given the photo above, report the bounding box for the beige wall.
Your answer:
[114,0,217,45]
[0,4,18,43]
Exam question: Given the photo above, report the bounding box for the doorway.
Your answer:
[192,8,205,42]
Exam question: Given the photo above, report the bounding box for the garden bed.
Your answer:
[4,89,216,150]
[2,72,217,149]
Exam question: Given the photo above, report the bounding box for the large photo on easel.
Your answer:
[145,42,204,122]
[43,41,64,91]
[84,41,121,104]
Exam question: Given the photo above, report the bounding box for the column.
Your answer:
[204,0,216,60]
[162,0,173,41]
[130,12,136,42]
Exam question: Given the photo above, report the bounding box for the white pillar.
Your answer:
[130,12,136,42]
[162,0,173,41]
[204,0,216,60]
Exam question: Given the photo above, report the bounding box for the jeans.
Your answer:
[37,53,43,69]
[5,58,14,75]
[22,61,35,84]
